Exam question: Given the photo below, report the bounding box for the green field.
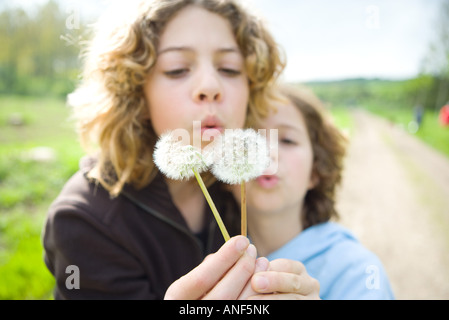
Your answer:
[0,95,84,299]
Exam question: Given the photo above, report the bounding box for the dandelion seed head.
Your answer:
[153,131,209,180]
[211,129,270,184]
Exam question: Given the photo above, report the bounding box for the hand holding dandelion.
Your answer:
[153,131,230,241]
[209,129,270,237]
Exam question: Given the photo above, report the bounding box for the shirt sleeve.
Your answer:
[43,202,157,300]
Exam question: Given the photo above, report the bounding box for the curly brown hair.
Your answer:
[279,85,348,229]
[69,0,285,196]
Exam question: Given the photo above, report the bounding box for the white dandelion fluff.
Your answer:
[153,131,209,180]
[210,129,270,184]
[153,130,230,241]
[208,128,270,237]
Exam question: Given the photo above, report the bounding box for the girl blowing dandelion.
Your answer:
[43,0,319,300]
[232,84,395,299]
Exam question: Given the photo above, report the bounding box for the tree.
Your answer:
[421,0,449,110]
[0,0,86,96]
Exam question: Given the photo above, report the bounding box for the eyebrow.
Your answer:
[158,46,192,55]
[278,124,307,136]
[158,46,241,55]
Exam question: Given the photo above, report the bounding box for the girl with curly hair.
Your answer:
[232,84,395,299]
[43,0,320,300]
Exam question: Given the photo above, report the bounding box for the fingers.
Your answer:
[251,271,300,293]
[237,257,269,300]
[202,244,258,300]
[250,259,320,299]
[251,271,320,298]
[268,258,306,274]
[164,236,251,300]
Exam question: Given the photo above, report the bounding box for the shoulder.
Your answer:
[47,156,129,226]
[47,174,104,226]
[44,170,113,252]
[43,157,149,265]
[42,163,160,299]
[269,222,395,299]
[44,157,138,250]
[313,223,395,300]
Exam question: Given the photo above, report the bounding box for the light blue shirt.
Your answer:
[266,222,395,300]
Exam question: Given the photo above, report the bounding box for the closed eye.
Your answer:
[219,68,242,76]
[164,69,189,78]
[280,138,297,145]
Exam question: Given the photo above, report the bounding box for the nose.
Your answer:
[193,67,223,103]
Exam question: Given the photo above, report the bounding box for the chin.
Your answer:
[246,198,284,216]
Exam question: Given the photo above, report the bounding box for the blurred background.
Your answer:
[0,0,448,299]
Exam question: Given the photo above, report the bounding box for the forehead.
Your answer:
[159,6,237,49]
[261,102,307,130]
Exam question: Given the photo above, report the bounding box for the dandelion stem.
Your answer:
[192,169,230,242]
[241,181,247,237]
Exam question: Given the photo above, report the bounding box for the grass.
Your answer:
[0,95,84,299]
[328,105,355,137]
[363,103,449,158]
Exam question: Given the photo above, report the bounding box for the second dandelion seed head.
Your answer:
[209,129,270,184]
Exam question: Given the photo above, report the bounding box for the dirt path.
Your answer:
[336,109,449,300]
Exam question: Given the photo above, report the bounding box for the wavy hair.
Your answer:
[279,85,348,229]
[69,0,285,196]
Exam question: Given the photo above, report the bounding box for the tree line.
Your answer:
[308,0,449,113]
[0,0,85,97]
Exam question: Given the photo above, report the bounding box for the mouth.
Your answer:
[201,116,224,137]
[256,174,279,189]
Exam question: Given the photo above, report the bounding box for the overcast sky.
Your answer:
[6,0,444,82]
[251,0,442,82]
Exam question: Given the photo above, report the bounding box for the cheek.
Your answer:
[145,81,190,135]
[226,81,249,128]
[146,94,172,135]
[148,105,173,136]
[281,149,314,188]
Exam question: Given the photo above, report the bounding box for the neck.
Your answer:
[165,178,205,233]
[248,206,302,257]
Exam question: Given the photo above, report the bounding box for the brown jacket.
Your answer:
[43,159,240,299]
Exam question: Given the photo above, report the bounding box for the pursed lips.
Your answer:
[255,174,279,189]
[200,115,224,135]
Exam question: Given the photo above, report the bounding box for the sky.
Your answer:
[5,0,444,82]
[250,0,443,82]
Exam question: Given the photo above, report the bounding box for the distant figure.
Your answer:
[408,104,424,134]
[414,104,424,129]
[440,104,449,127]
